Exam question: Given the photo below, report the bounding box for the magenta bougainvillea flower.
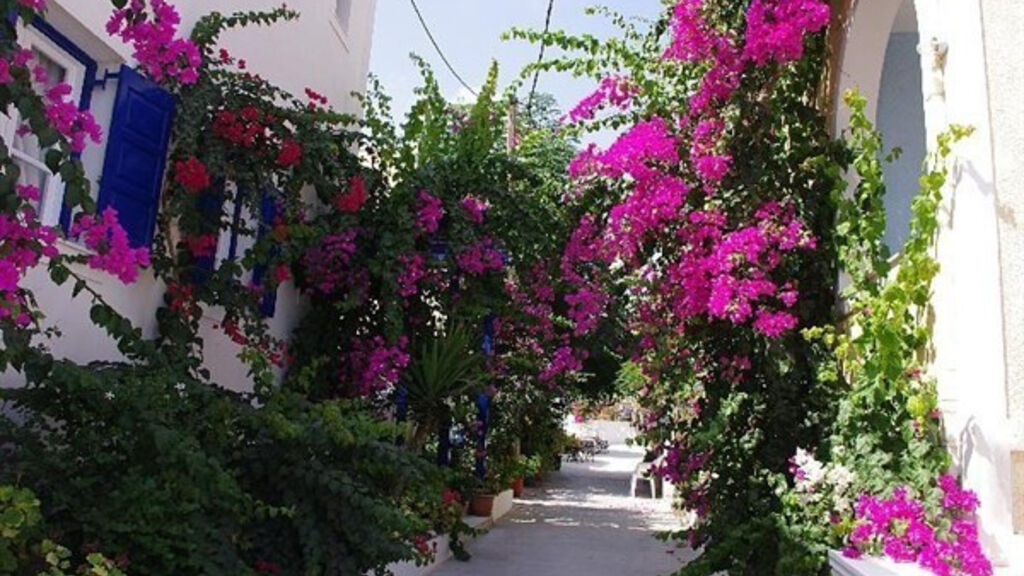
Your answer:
[71,208,151,284]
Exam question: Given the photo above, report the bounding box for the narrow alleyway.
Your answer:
[434,421,694,576]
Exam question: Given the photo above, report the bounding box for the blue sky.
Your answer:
[369,1,663,130]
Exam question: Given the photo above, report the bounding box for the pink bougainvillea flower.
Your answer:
[415,190,444,235]
[15,0,47,11]
[71,208,151,283]
[16,184,40,202]
[743,0,831,65]
[396,253,426,299]
[106,0,202,85]
[459,195,488,225]
[348,336,410,396]
[567,75,637,123]
[0,59,12,84]
[455,237,504,276]
[43,83,103,153]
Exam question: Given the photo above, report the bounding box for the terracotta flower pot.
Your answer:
[470,493,495,517]
[511,476,525,498]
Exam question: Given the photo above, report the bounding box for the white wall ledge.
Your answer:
[828,551,932,576]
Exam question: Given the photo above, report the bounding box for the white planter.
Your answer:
[369,515,494,576]
[829,550,933,576]
[382,534,452,576]
[491,488,515,521]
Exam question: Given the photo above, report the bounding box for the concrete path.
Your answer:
[433,421,694,576]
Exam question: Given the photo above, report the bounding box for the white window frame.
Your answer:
[330,0,353,50]
[0,24,87,227]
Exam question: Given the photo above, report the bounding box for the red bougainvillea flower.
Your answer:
[334,174,368,213]
[276,139,302,168]
[184,234,217,258]
[174,156,211,194]
[273,263,291,284]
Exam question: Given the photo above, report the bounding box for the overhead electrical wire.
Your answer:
[526,0,556,115]
[408,0,478,97]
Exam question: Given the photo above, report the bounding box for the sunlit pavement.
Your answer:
[432,421,693,576]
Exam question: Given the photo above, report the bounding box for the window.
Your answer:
[0,25,88,226]
[335,0,353,33]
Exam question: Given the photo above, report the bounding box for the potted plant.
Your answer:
[404,324,484,454]
[509,455,541,497]
[469,470,506,516]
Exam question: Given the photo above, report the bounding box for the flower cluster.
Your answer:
[567,75,637,123]
[302,229,360,295]
[844,477,992,576]
[106,0,202,85]
[334,174,368,213]
[396,253,426,299]
[183,234,217,258]
[275,139,302,168]
[347,336,410,396]
[564,286,607,337]
[213,106,269,148]
[744,0,831,65]
[0,208,59,326]
[415,190,444,235]
[455,237,504,276]
[71,207,151,284]
[539,345,585,383]
[174,156,212,194]
[459,195,488,225]
[690,118,731,187]
[43,82,103,153]
[572,117,680,182]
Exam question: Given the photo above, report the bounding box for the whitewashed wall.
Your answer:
[5,0,377,392]
[835,0,1023,566]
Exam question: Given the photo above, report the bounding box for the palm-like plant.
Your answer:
[404,323,484,451]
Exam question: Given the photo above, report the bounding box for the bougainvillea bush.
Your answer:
[513,1,990,575]
[3,0,588,572]
[1,1,575,574]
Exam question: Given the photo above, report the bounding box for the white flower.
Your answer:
[175,382,187,392]
[826,464,855,491]
[104,391,115,400]
[679,509,700,531]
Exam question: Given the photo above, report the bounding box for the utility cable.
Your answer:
[526,0,555,116]
[408,0,478,97]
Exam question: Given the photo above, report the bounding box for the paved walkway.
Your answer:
[433,421,694,576]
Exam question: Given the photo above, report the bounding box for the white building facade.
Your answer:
[833,0,1024,571]
[5,0,377,391]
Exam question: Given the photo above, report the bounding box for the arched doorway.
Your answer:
[876,0,926,252]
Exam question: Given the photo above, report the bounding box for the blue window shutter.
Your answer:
[189,181,225,285]
[251,190,279,318]
[98,65,175,248]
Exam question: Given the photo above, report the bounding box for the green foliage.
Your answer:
[775,93,973,572]
[0,486,126,576]
[0,364,449,576]
[405,324,485,451]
